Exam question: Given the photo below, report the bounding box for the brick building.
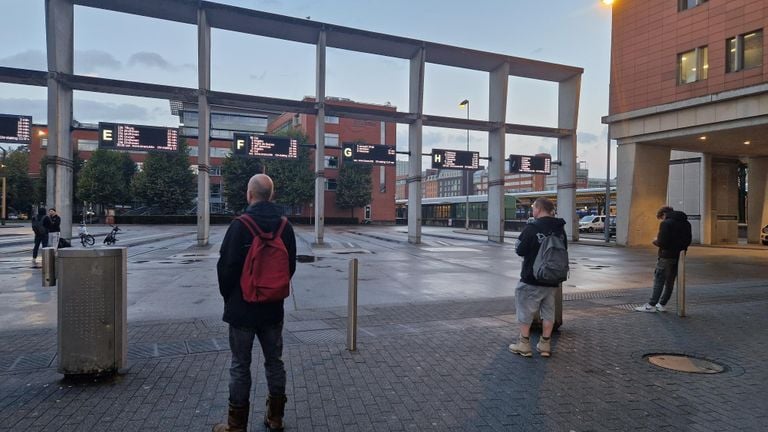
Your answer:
[269,97,397,223]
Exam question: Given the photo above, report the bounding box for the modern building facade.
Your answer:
[604,0,768,246]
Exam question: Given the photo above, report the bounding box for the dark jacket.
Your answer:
[217,201,297,327]
[32,209,48,237]
[515,216,568,287]
[43,214,61,233]
[655,210,692,259]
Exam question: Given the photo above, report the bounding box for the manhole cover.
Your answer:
[646,354,725,374]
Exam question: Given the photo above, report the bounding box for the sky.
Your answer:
[0,0,615,178]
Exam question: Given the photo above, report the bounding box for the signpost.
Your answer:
[509,154,551,174]
[431,149,479,170]
[341,143,396,166]
[232,133,298,159]
[98,123,179,151]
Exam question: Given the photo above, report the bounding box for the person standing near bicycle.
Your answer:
[43,208,61,250]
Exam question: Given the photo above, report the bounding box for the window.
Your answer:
[324,155,338,169]
[77,139,98,151]
[324,133,339,147]
[324,116,339,124]
[678,0,707,11]
[210,165,222,176]
[727,30,763,72]
[678,46,708,84]
[325,178,337,191]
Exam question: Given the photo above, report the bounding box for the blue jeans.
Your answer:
[649,257,678,306]
[228,322,286,406]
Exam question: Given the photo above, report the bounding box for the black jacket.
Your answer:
[43,214,61,233]
[217,201,297,327]
[515,216,568,287]
[655,210,692,258]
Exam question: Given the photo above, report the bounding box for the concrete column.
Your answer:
[710,159,740,244]
[407,48,425,244]
[45,0,74,238]
[196,7,211,247]
[314,30,327,245]
[557,74,581,241]
[699,153,712,245]
[616,143,670,246]
[747,157,768,243]
[487,62,509,243]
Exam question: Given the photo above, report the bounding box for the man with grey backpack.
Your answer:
[509,197,568,358]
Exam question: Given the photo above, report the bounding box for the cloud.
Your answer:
[0,98,47,122]
[577,131,599,144]
[77,50,122,73]
[74,99,153,123]
[127,52,177,71]
[0,49,46,69]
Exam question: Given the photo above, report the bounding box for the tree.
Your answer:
[335,159,372,218]
[131,138,196,214]
[77,149,136,207]
[264,129,314,208]
[2,147,35,215]
[222,155,263,213]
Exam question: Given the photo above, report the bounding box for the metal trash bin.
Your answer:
[531,283,563,331]
[56,248,127,376]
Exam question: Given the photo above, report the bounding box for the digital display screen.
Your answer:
[341,143,396,166]
[0,114,32,144]
[431,149,479,170]
[98,122,178,151]
[232,133,298,159]
[509,154,551,174]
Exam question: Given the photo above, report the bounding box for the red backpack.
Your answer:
[238,215,291,303]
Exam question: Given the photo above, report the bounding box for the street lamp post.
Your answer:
[459,99,470,230]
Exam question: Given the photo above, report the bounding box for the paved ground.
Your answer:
[1,224,767,431]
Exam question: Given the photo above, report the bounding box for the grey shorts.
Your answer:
[515,281,557,324]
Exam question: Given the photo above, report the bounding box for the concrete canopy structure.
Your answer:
[604,0,768,247]
[1,0,582,245]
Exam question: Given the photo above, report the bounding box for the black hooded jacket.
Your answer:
[217,201,297,327]
[515,216,568,287]
[655,210,692,259]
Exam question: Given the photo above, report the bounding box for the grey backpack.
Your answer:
[532,231,569,284]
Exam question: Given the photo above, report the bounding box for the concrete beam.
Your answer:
[747,157,768,243]
[557,74,581,241]
[314,30,326,245]
[407,47,425,245]
[196,8,211,247]
[487,62,509,243]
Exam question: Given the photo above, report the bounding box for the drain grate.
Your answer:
[292,329,345,344]
[646,353,725,374]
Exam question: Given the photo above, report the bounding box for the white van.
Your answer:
[579,215,606,233]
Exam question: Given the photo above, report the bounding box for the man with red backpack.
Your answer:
[215,174,297,432]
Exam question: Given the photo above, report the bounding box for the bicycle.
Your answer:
[104,225,121,245]
[78,223,95,247]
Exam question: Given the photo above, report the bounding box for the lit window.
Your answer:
[727,30,763,72]
[324,116,339,124]
[678,0,707,11]
[324,156,338,169]
[678,46,708,84]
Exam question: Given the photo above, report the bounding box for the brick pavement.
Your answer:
[1,281,767,431]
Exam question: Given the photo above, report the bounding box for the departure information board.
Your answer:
[0,114,32,144]
[431,149,479,170]
[509,154,551,174]
[232,133,298,159]
[342,143,396,166]
[98,123,178,151]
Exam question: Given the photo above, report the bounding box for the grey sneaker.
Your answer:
[656,303,667,312]
[536,337,551,357]
[509,337,532,357]
[634,303,657,312]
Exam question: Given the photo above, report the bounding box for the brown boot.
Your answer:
[212,402,249,432]
[263,394,287,431]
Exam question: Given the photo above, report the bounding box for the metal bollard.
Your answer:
[347,258,358,351]
[42,247,56,287]
[677,251,686,317]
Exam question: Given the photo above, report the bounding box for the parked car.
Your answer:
[762,224,768,245]
[609,216,616,237]
[579,215,606,233]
